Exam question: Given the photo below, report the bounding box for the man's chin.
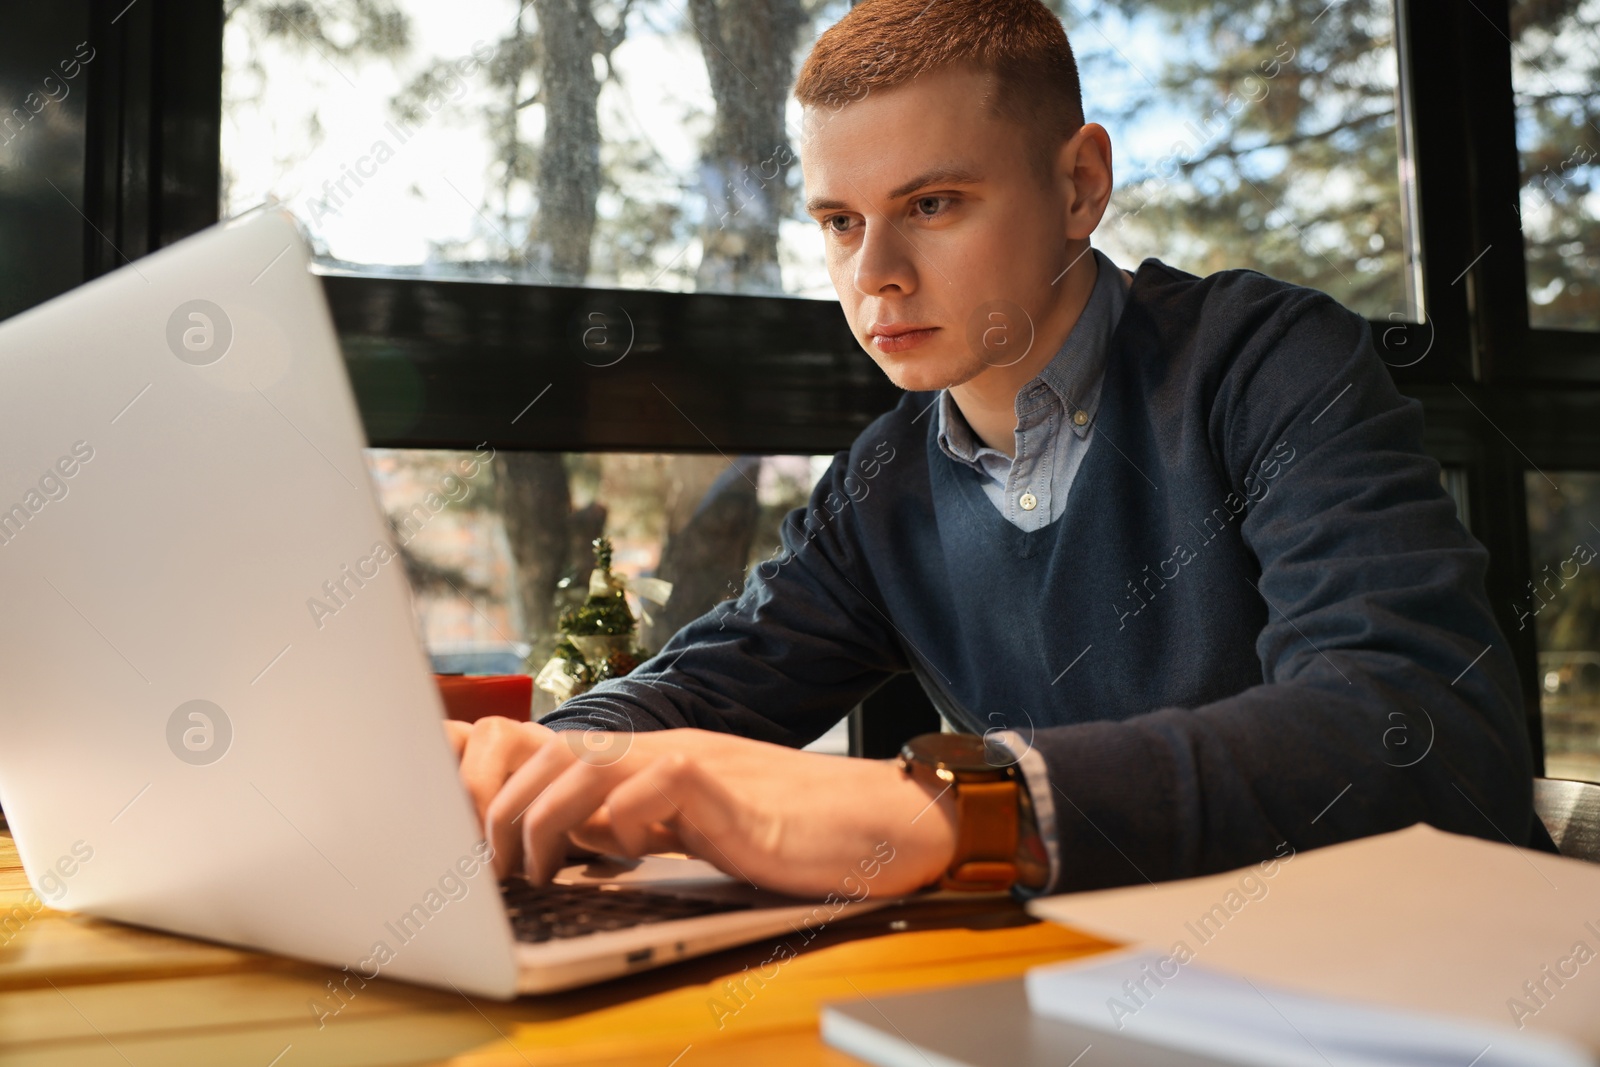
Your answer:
[872,352,981,394]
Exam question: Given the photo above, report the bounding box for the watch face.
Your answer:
[902,732,1016,775]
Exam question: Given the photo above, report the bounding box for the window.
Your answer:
[369,446,850,751]
[1034,0,1413,319]
[222,0,1415,317]
[1524,471,1600,783]
[366,447,828,709]
[1510,0,1600,330]
[204,1,1561,772]
[222,0,851,297]
[1441,466,1469,529]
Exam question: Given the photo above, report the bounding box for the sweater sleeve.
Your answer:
[538,439,910,748]
[1024,293,1539,893]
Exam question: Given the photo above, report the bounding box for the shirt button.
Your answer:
[1072,409,1089,427]
[1019,492,1038,511]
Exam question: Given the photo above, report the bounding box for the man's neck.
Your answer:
[949,247,1100,458]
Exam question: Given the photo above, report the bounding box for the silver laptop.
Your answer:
[0,209,881,998]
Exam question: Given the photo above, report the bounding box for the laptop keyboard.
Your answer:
[500,878,752,943]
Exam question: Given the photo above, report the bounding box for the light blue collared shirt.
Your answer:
[933,248,1130,895]
[935,248,1130,532]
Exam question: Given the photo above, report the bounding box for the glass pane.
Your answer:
[365,448,830,721]
[1511,0,1600,330]
[222,0,1413,314]
[221,0,852,296]
[1524,471,1600,783]
[1441,466,1469,530]
[1060,0,1414,319]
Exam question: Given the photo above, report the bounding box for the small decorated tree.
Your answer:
[533,537,652,705]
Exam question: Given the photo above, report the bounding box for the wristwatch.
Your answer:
[896,733,1048,892]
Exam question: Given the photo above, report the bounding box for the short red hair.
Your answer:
[794,0,1084,174]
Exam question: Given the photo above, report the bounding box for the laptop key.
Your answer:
[500,878,751,943]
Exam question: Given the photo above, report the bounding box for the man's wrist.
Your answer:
[896,733,1041,891]
[885,759,959,889]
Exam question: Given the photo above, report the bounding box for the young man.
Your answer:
[449,0,1547,900]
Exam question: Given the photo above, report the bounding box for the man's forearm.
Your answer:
[1015,651,1533,895]
[542,444,909,744]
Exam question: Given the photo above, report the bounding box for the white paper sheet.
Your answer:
[1027,824,1600,1059]
[1027,948,1590,1066]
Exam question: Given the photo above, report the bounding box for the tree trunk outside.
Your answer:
[498,0,606,646]
[530,0,603,282]
[494,452,573,644]
[689,0,807,294]
[643,456,763,650]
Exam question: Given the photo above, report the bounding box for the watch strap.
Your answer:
[944,779,1019,891]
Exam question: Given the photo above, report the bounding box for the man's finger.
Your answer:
[459,717,551,827]
[598,754,694,857]
[517,752,636,883]
[600,753,761,885]
[568,810,682,858]
[483,737,583,879]
[444,719,470,760]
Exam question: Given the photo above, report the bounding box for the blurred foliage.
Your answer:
[1049,0,1596,326]
[222,1,413,214]
[371,448,504,625]
[1526,471,1600,779]
[226,0,412,57]
[1510,0,1600,329]
[1525,472,1600,654]
[225,0,1596,323]
[1053,0,1410,315]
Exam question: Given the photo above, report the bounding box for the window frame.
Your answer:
[23,0,1600,773]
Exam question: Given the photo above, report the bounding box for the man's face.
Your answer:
[801,65,1074,394]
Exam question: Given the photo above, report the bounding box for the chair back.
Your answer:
[1534,777,1600,864]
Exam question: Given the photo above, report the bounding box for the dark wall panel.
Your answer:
[0,6,92,322]
[326,275,902,455]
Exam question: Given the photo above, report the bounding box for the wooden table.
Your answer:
[0,831,1115,1066]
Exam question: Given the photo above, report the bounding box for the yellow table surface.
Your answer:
[0,830,1116,1065]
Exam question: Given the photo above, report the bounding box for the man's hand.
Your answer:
[447,715,559,827]
[448,717,958,899]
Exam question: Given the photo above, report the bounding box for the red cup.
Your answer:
[434,674,533,724]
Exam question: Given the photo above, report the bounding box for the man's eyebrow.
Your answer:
[886,165,984,201]
[804,165,985,215]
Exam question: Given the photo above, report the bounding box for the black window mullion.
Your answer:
[1388,0,1477,387]
[325,274,893,455]
[1454,0,1538,382]
[83,0,223,279]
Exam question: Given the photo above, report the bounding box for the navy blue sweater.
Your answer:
[544,259,1546,891]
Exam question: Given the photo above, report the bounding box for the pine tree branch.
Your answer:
[1178,110,1390,170]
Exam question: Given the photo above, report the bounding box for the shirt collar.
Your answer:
[936,248,1129,465]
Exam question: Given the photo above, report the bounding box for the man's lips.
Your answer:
[868,324,939,352]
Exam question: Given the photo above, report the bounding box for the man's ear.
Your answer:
[1055,122,1114,241]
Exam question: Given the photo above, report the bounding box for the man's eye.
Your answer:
[912,196,949,217]
[822,215,855,234]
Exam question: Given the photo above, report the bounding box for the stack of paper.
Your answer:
[1027,949,1587,1066]
[1026,824,1600,1066]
